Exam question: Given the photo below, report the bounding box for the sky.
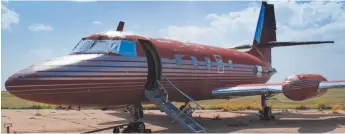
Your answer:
[1,1,345,90]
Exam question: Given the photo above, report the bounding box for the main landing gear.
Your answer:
[112,104,152,133]
[258,93,275,120]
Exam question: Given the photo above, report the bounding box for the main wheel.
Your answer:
[259,106,275,120]
[134,122,146,133]
[263,106,271,117]
[122,127,130,133]
[112,127,120,133]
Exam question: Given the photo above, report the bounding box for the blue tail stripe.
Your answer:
[254,4,266,44]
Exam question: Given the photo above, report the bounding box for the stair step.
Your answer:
[144,77,206,133]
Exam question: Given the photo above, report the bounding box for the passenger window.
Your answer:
[205,57,211,67]
[191,56,198,66]
[176,55,183,65]
[228,60,233,68]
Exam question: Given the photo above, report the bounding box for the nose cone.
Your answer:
[5,54,105,104]
[5,67,36,92]
[5,65,45,102]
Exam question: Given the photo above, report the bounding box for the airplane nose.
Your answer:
[5,66,37,95]
[5,54,147,106]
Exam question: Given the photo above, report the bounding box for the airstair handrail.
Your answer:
[161,75,203,109]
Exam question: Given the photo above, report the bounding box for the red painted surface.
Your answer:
[5,32,271,107]
[282,74,328,101]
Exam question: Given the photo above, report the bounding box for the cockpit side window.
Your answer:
[72,40,94,53]
[114,40,137,57]
[88,40,113,53]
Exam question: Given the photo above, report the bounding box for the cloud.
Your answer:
[93,21,102,25]
[1,4,20,31]
[159,1,345,81]
[28,23,54,32]
[160,1,345,46]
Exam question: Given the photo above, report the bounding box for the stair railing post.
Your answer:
[161,75,203,110]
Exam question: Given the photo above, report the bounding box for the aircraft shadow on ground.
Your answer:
[100,111,345,133]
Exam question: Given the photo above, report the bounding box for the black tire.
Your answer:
[263,106,271,117]
[144,129,152,133]
[270,115,276,120]
[113,127,120,133]
[122,128,130,133]
[134,122,146,133]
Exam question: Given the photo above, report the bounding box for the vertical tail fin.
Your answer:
[245,1,333,65]
[253,1,277,44]
[247,1,276,64]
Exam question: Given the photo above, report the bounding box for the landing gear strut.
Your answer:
[258,93,275,120]
[112,104,151,133]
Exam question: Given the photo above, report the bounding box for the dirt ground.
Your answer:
[2,109,345,133]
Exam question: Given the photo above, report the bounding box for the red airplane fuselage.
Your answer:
[5,32,270,108]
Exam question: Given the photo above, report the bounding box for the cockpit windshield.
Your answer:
[71,39,137,56]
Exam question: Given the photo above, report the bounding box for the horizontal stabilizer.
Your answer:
[231,44,252,49]
[257,41,334,48]
[230,41,334,50]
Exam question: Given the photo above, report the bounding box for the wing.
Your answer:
[318,80,345,89]
[212,81,345,97]
[212,83,283,97]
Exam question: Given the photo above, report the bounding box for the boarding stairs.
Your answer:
[144,75,206,133]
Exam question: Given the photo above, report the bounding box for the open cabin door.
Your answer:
[214,55,224,87]
[138,39,162,91]
[214,55,224,74]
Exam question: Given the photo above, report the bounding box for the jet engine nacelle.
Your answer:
[282,74,328,101]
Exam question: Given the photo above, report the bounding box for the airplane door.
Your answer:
[138,39,162,91]
[214,55,224,74]
[214,55,224,87]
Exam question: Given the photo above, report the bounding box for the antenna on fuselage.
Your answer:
[116,21,125,32]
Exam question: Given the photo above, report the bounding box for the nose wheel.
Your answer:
[121,122,147,133]
[115,104,151,133]
[258,93,275,120]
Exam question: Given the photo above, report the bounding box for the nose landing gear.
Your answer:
[120,122,147,133]
[112,104,152,133]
